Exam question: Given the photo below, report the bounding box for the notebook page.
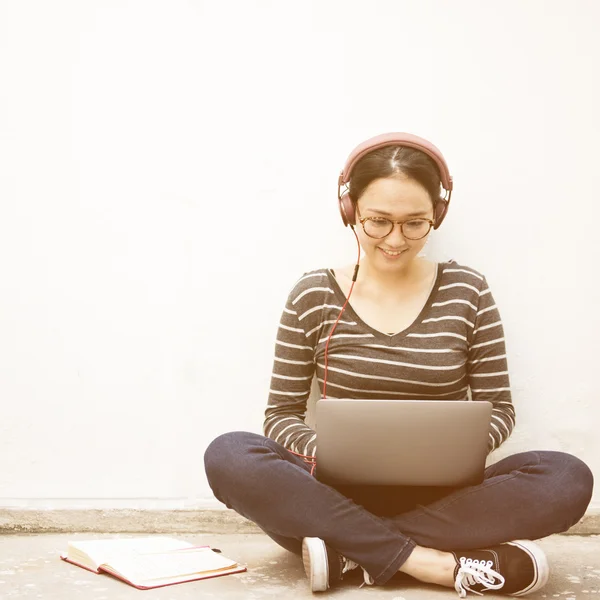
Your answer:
[106,548,237,583]
[69,537,195,569]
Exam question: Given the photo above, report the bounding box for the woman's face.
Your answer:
[355,175,434,272]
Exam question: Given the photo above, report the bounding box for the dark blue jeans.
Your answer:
[204,431,593,586]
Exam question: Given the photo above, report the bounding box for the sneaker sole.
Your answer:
[506,540,550,596]
[302,537,329,593]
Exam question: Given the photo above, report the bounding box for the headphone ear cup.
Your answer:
[433,199,448,230]
[338,192,356,227]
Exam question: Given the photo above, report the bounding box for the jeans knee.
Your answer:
[564,454,594,519]
[204,431,262,487]
[545,451,594,524]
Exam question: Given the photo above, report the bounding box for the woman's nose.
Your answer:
[385,223,407,245]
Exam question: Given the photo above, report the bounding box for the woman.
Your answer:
[204,132,593,597]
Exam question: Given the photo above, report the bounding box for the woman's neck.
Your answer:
[357,257,433,297]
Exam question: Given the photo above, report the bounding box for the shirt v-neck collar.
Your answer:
[326,262,443,343]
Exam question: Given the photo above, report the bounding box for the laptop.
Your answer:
[315,399,492,487]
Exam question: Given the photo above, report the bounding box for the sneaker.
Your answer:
[301,537,374,592]
[452,540,550,597]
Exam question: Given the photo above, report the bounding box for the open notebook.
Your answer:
[60,536,246,589]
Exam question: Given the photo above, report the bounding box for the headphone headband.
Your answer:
[338,132,453,193]
[337,132,453,230]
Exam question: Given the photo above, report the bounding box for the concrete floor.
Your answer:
[0,533,598,599]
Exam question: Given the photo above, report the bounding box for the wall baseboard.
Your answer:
[1,508,599,535]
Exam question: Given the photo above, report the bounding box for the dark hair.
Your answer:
[348,146,442,207]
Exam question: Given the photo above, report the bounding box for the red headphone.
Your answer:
[337,132,454,230]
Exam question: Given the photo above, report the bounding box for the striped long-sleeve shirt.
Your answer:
[263,260,515,458]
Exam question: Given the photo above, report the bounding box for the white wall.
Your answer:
[0,0,598,510]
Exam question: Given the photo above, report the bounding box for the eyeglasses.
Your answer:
[358,216,434,240]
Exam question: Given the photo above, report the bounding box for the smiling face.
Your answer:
[355,175,434,273]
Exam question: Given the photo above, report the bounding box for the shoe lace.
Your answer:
[454,557,505,598]
[341,557,375,588]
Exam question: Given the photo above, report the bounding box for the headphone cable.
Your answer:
[322,225,361,399]
[288,224,362,474]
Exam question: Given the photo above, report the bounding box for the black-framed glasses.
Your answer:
[358,216,434,240]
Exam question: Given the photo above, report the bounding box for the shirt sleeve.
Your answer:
[263,282,318,458]
[468,277,516,453]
